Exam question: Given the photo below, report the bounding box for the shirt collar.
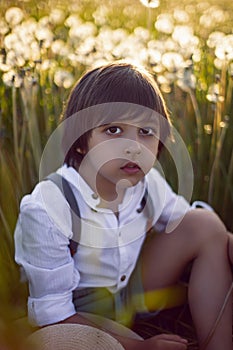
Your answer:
[57,164,146,213]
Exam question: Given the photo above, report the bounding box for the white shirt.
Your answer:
[14,165,190,326]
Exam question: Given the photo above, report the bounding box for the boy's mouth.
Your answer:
[120,162,141,174]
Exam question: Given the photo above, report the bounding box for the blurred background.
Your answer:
[0,0,232,348]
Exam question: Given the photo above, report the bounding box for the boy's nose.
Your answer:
[124,142,141,156]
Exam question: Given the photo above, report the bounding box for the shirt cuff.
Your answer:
[28,292,76,326]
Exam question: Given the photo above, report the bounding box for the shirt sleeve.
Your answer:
[147,168,191,233]
[14,184,80,326]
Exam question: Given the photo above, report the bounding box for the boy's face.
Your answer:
[79,118,159,196]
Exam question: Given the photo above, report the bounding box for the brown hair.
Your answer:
[62,61,171,167]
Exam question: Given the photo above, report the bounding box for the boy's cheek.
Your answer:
[141,155,156,173]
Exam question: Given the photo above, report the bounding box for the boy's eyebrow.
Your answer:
[97,123,112,128]
[98,120,159,126]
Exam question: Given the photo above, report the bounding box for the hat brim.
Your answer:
[26,323,125,350]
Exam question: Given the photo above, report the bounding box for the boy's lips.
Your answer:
[120,162,141,174]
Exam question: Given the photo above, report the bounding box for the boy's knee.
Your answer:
[187,209,228,245]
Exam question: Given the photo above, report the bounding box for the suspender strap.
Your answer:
[137,187,154,232]
[46,173,154,255]
[46,172,80,256]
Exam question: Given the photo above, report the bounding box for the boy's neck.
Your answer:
[77,166,126,210]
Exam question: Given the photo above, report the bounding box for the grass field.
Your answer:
[0,0,232,348]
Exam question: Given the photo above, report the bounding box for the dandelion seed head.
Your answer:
[38,16,50,27]
[157,75,172,93]
[111,28,128,43]
[172,25,197,48]
[161,52,184,72]
[4,33,18,50]
[49,8,66,25]
[65,14,82,28]
[214,58,224,70]
[112,33,147,65]
[173,9,189,23]
[134,27,150,41]
[204,124,212,135]
[199,14,212,29]
[219,121,226,128]
[140,0,160,9]
[93,5,109,26]
[16,24,35,46]
[51,40,70,56]
[54,69,74,89]
[151,63,163,73]
[148,39,164,52]
[192,49,201,63]
[164,38,179,52]
[29,41,41,61]
[69,22,97,41]
[94,28,127,57]
[40,59,57,71]
[5,7,24,26]
[215,35,233,62]
[161,84,171,93]
[2,70,23,87]
[155,14,174,34]
[177,66,196,91]
[0,52,11,71]
[147,48,161,65]
[68,53,80,66]
[96,28,118,53]
[157,75,169,85]
[0,19,9,36]
[6,50,25,68]
[210,7,228,23]
[35,26,54,47]
[21,18,37,32]
[200,6,228,29]
[206,83,224,103]
[207,31,225,49]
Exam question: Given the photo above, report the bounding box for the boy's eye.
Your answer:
[105,126,122,135]
[139,127,156,136]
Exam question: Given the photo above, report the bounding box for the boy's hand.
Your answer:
[123,334,188,350]
[59,313,188,349]
[141,334,188,349]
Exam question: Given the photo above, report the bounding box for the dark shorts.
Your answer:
[72,233,189,328]
[72,260,146,327]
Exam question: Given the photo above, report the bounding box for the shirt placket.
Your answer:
[117,231,129,288]
[114,228,130,323]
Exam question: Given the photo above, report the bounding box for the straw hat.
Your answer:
[26,323,125,350]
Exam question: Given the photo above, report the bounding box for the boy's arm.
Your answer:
[14,193,79,326]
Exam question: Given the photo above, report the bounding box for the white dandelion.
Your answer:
[5,7,24,27]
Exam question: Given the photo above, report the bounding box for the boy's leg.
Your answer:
[141,209,232,350]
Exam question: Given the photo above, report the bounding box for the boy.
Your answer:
[15,62,232,350]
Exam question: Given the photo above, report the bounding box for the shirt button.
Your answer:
[120,275,126,282]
